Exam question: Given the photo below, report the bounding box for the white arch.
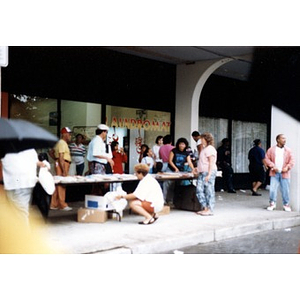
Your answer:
[175,58,233,142]
[190,58,234,133]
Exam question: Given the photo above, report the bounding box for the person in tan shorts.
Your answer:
[49,127,72,211]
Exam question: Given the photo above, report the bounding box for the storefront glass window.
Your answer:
[199,116,267,173]
[199,117,229,149]
[106,105,171,173]
[10,94,57,136]
[61,100,102,142]
[60,100,102,175]
[9,95,104,175]
[232,120,267,173]
[9,96,171,174]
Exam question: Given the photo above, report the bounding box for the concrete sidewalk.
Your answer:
[36,189,300,254]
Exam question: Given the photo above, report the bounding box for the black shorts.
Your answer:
[249,165,265,183]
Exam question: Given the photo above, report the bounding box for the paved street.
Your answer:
[166,225,300,254]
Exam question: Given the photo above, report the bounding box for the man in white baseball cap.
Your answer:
[97,124,109,131]
[87,124,114,174]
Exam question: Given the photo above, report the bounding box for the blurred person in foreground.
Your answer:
[115,164,164,225]
[1,148,48,227]
[0,184,56,253]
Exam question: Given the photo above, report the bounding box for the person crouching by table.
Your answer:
[115,164,164,225]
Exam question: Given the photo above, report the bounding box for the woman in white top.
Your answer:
[116,163,164,224]
[141,148,155,173]
[152,135,163,162]
[196,132,218,216]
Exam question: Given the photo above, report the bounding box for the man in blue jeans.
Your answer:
[265,134,295,211]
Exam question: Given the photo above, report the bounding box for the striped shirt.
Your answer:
[69,142,86,165]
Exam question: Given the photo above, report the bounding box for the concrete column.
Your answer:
[175,58,233,144]
[270,106,300,212]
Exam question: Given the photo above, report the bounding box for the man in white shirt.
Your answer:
[265,134,295,211]
[87,124,114,174]
[192,131,203,165]
[275,146,284,172]
[192,131,202,154]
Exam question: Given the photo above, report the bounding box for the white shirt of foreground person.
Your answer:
[1,149,40,227]
[133,174,164,213]
[1,149,39,190]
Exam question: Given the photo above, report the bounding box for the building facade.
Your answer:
[1,46,300,211]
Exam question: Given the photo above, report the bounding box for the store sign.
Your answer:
[110,116,171,131]
[0,46,8,67]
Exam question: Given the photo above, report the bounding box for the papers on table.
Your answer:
[53,174,138,184]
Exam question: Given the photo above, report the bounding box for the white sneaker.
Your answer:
[283,205,291,212]
[61,206,73,211]
[267,203,276,211]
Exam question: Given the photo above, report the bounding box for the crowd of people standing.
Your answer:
[42,126,298,221]
[1,120,295,228]
[126,131,295,218]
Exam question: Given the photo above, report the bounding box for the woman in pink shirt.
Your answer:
[196,132,218,216]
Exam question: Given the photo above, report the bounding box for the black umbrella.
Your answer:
[0,118,58,156]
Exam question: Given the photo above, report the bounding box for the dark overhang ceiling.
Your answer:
[105,46,254,81]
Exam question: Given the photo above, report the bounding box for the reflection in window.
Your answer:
[232,121,267,173]
[10,94,57,135]
[199,117,228,148]
[199,116,267,173]
[107,105,171,173]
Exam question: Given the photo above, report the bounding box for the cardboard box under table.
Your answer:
[84,194,122,221]
[77,207,108,223]
[159,205,170,215]
[85,195,107,209]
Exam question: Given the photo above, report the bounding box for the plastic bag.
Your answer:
[38,162,55,195]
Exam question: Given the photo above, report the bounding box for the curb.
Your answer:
[94,215,300,254]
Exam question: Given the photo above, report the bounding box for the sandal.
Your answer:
[138,217,155,225]
[199,210,213,216]
[153,213,159,222]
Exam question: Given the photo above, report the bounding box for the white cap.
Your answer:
[97,124,109,131]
